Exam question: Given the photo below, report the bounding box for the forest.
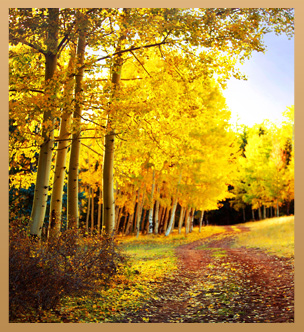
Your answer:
[9,8,294,323]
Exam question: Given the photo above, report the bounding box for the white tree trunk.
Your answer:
[30,9,59,238]
[184,207,190,235]
[178,206,185,234]
[165,172,182,236]
[148,169,156,234]
[154,186,160,234]
[85,186,91,233]
[136,187,146,237]
[190,209,195,233]
[67,22,86,228]
[199,210,204,233]
[48,49,75,239]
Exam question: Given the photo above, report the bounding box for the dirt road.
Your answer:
[120,226,294,323]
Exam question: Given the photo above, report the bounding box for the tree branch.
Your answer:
[130,50,152,78]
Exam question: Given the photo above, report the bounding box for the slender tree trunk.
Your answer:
[242,207,246,222]
[163,206,171,234]
[270,206,273,218]
[97,188,102,234]
[165,197,178,236]
[122,214,129,235]
[90,188,94,235]
[137,188,145,237]
[67,19,87,228]
[199,210,204,233]
[276,200,279,217]
[125,214,133,235]
[30,9,59,238]
[159,206,166,233]
[154,187,160,234]
[252,208,255,221]
[48,48,76,240]
[178,206,185,234]
[102,11,129,236]
[155,205,163,234]
[85,186,91,233]
[116,207,123,234]
[263,205,266,219]
[190,209,195,233]
[185,207,191,235]
[258,206,262,220]
[165,171,182,236]
[125,191,136,235]
[102,78,119,236]
[114,188,120,228]
[142,209,148,234]
[148,169,156,234]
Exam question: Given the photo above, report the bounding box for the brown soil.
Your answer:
[119,226,294,323]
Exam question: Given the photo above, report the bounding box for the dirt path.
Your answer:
[119,226,294,323]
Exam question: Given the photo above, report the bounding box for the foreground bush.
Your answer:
[9,220,127,321]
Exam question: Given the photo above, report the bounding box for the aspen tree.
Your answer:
[48,47,76,240]
[165,171,182,236]
[103,11,128,235]
[30,9,59,238]
[178,206,185,234]
[199,210,204,233]
[154,186,160,234]
[97,189,102,234]
[67,12,87,228]
[148,169,156,234]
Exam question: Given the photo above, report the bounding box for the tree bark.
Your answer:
[48,48,76,240]
[103,61,122,236]
[67,17,87,228]
[137,188,145,237]
[185,207,191,235]
[276,200,279,217]
[148,169,156,234]
[30,9,59,238]
[258,206,262,220]
[156,205,163,234]
[154,186,160,234]
[85,186,91,233]
[97,188,102,234]
[190,209,195,233]
[165,171,182,236]
[116,207,123,234]
[90,188,95,235]
[178,206,185,234]
[199,210,204,233]
[122,214,129,235]
[163,206,171,234]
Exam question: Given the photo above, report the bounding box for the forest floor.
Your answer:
[117,226,294,323]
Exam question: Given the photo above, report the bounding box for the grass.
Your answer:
[16,218,294,322]
[233,216,294,257]
[26,225,224,323]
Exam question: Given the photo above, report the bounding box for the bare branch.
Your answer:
[130,50,152,78]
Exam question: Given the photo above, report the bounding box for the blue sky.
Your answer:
[223,32,294,128]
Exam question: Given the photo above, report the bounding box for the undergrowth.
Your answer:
[9,219,127,322]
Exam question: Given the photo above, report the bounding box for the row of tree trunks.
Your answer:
[82,183,211,236]
[250,204,280,221]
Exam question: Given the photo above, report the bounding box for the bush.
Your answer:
[9,219,127,321]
